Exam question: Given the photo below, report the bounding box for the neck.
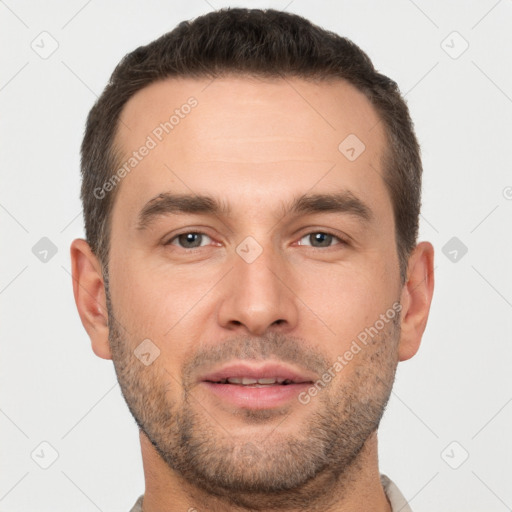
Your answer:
[138,430,391,512]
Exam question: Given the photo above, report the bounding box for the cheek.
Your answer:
[109,257,219,352]
[295,260,397,346]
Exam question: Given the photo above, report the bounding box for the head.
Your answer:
[71,8,433,508]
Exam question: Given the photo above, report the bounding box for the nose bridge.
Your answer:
[236,236,282,297]
[216,235,298,335]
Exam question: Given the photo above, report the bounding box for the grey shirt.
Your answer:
[129,474,412,511]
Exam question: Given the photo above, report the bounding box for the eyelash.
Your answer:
[164,230,349,250]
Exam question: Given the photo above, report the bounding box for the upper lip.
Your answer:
[200,361,316,384]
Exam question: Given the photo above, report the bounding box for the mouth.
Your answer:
[199,362,315,409]
[208,376,303,386]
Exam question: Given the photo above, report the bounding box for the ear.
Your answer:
[70,238,112,360]
[398,241,434,361]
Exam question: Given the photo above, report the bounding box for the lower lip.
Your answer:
[201,382,311,409]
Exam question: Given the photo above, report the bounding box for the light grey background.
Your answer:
[1,1,511,511]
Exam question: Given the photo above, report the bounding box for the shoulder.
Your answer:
[380,474,413,512]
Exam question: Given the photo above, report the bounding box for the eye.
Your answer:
[297,231,346,248]
[166,232,213,249]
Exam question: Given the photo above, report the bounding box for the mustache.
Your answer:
[182,332,330,383]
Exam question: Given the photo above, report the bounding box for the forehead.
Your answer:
[111,76,390,223]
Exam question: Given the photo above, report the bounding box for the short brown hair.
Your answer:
[80,8,422,282]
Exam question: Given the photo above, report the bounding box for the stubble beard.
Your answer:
[105,281,400,509]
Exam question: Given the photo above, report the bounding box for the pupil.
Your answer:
[312,233,331,247]
[179,233,201,248]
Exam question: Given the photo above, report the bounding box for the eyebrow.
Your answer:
[136,190,373,231]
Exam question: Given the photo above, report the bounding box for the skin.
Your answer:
[71,76,434,512]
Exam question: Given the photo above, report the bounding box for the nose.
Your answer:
[216,239,299,336]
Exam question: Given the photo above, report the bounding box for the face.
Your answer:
[105,76,403,503]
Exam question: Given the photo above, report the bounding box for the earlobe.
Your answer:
[398,241,435,362]
[70,238,112,360]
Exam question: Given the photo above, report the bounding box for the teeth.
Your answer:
[224,377,290,385]
[257,378,277,384]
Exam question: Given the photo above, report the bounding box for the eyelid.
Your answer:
[163,228,350,249]
[164,230,215,247]
[295,230,349,247]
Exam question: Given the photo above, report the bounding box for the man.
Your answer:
[71,8,434,512]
